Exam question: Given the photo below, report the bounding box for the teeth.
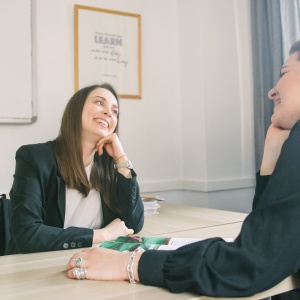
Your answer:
[96,119,108,127]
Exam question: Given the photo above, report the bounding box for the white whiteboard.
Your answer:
[0,0,36,124]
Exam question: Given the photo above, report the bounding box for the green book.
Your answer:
[99,236,233,252]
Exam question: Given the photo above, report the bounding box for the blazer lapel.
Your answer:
[56,175,66,222]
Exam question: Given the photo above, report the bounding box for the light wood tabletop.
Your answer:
[1,202,299,300]
[138,201,248,236]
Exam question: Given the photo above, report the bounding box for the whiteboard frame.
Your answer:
[0,0,37,125]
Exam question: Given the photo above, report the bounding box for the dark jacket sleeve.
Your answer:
[9,143,93,254]
[139,122,300,297]
[102,170,144,233]
[252,172,270,210]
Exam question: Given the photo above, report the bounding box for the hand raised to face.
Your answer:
[96,133,126,161]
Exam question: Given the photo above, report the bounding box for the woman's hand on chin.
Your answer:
[260,124,291,175]
[96,133,125,161]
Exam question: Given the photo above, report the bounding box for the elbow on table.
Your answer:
[10,225,42,254]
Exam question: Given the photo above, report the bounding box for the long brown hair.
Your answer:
[53,83,121,212]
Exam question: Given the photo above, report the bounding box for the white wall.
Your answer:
[172,0,255,212]
[0,0,255,213]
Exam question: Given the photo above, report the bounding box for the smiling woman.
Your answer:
[267,52,300,130]
[81,88,119,151]
[7,83,144,255]
[66,41,300,299]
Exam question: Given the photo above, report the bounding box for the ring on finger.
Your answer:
[73,267,88,280]
[75,257,83,267]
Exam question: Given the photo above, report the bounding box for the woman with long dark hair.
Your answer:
[9,83,144,254]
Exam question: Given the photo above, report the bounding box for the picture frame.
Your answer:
[74,5,142,99]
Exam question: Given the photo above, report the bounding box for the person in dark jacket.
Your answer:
[9,83,144,254]
[66,42,300,298]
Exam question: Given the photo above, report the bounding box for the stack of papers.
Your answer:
[141,195,164,216]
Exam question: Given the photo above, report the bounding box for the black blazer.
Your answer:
[138,121,300,297]
[9,141,144,254]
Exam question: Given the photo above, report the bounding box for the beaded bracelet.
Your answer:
[127,246,145,284]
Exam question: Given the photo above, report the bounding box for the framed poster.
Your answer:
[74,5,142,99]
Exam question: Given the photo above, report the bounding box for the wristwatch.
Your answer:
[114,159,134,170]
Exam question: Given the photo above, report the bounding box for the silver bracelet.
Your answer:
[127,246,145,284]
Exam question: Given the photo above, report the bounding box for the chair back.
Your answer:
[0,194,11,256]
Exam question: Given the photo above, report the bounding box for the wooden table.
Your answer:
[139,202,247,236]
[1,202,299,300]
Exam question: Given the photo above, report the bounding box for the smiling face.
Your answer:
[81,87,119,143]
[268,53,300,129]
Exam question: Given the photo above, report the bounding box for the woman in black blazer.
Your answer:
[9,83,144,254]
[67,41,300,298]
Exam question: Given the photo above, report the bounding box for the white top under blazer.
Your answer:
[64,160,103,229]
